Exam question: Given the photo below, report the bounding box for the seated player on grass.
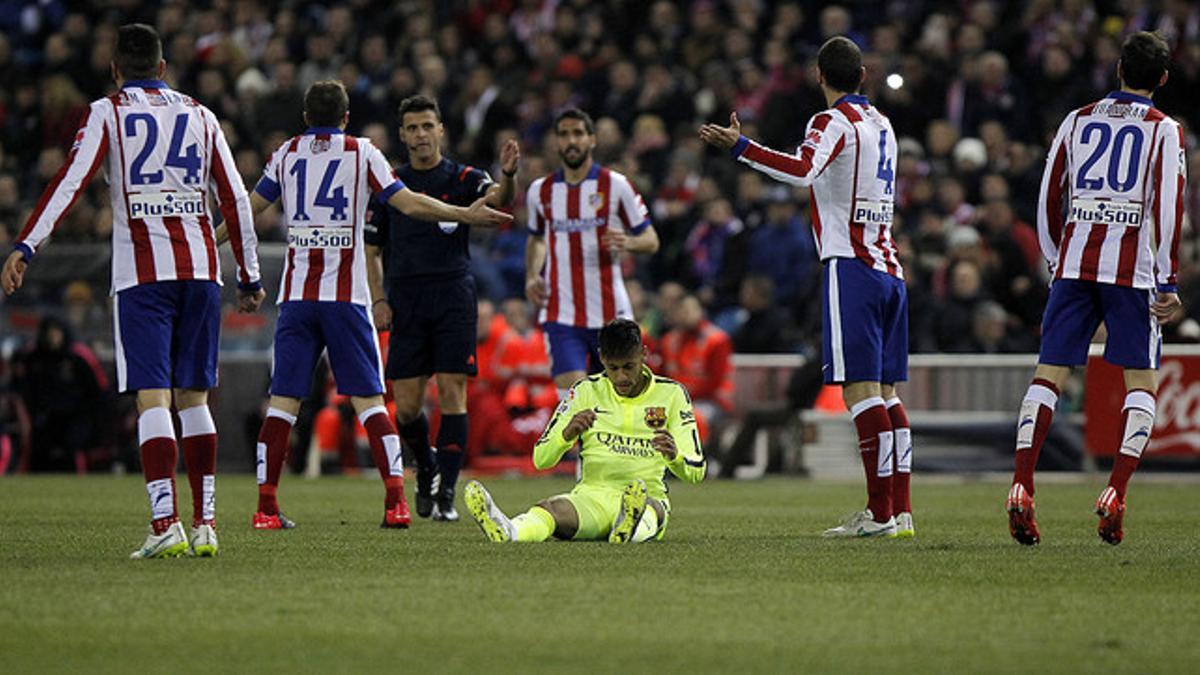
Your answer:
[465,319,706,543]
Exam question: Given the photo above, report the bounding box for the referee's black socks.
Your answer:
[436,413,468,493]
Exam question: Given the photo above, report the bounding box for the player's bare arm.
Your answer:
[389,188,511,227]
[366,244,391,329]
[524,234,548,307]
[698,112,741,150]
[484,138,520,208]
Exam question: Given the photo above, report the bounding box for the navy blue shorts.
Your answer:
[543,322,602,378]
[386,276,478,380]
[271,301,384,397]
[821,257,908,384]
[114,280,220,393]
[1039,279,1160,369]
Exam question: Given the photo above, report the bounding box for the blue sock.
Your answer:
[397,413,435,471]
[436,413,467,493]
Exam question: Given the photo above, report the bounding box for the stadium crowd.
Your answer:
[1,1,1199,469]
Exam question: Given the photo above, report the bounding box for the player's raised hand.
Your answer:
[562,408,598,441]
[463,197,513,227]
[651,429,678,461]
[2,251,27,296]
[1151,291,1183,325]
[698,112,741,150]
[526,276,548,308]
[237,287,266,314]
[499,139,520,176]
[601,227,628,252]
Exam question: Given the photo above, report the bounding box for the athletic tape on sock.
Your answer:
[885,397,902,408]
[146,478,175,520]
[1123,390,1156,416]
[178,405,216,438]
[850,396,887,419]
[255,442,267,484]
[138,407,175,443]
[384,435,403,476]
[201,475,215,521]
[895,428,912,473]
[1016,384,1058,450]
[358,405,388,427]
[876,430,895,478]
[266,407,298,425]
[1119,407,1155,458]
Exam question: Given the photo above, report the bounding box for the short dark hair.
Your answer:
[554,108,595,135]
[1119,31,1170,92]
[817,36,862,94]
[115,24,162,80]
[304,80,349,127]
[599,318,643,358]
[397,94,441,123]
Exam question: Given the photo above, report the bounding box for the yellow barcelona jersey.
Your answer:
[533,367,706,498]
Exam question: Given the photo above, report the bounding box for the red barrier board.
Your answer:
[1085,355,1200,457]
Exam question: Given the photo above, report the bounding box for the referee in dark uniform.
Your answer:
[366,95,519,521]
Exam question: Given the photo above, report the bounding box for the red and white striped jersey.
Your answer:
[15,80,261,293]
[255,129,403,306]
[525,164,650,328]
[730,94,903,279]
[1039,91,1186,290]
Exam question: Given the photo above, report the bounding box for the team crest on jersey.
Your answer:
[644,406,667,429]
[310,138,331,153]
[589,192,605,209]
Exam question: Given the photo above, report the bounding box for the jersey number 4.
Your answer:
[876,130,894,195]
[124,113,201,185]
[1075,123,1144,192]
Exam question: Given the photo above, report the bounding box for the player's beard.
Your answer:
[560,146,590,169]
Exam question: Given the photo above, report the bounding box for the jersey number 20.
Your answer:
[1076,122,1144,193]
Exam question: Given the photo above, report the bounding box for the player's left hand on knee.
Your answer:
[652,429,677,461]
[1152,292,1182,325]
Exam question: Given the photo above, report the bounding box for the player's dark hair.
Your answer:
[114,24,162,80]
[304,80,349,127]
[599,319,643,359]
[817,36,863,94]
[1119,32,1170,92]
[397,94,442,123]
[554,108,595,135]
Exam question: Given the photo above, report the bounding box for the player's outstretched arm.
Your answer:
[701,111,835,188]
[388,188,511,227]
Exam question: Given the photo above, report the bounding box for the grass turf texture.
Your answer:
[2,476,1198,673]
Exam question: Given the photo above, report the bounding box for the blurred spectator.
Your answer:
[10,316,112,472]
[659,294,733,442]
[731,275,798,354]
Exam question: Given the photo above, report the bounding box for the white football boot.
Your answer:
[189,523,219,557]
[894,512,915,538]
[822,509,897,538]
[464,480,514,542]
[130,521,189,559]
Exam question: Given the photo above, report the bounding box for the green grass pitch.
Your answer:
[2,475,1199,673]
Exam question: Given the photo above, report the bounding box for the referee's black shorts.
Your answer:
[385,275,478,380]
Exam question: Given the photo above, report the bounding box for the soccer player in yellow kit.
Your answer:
[465,319,706,543]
